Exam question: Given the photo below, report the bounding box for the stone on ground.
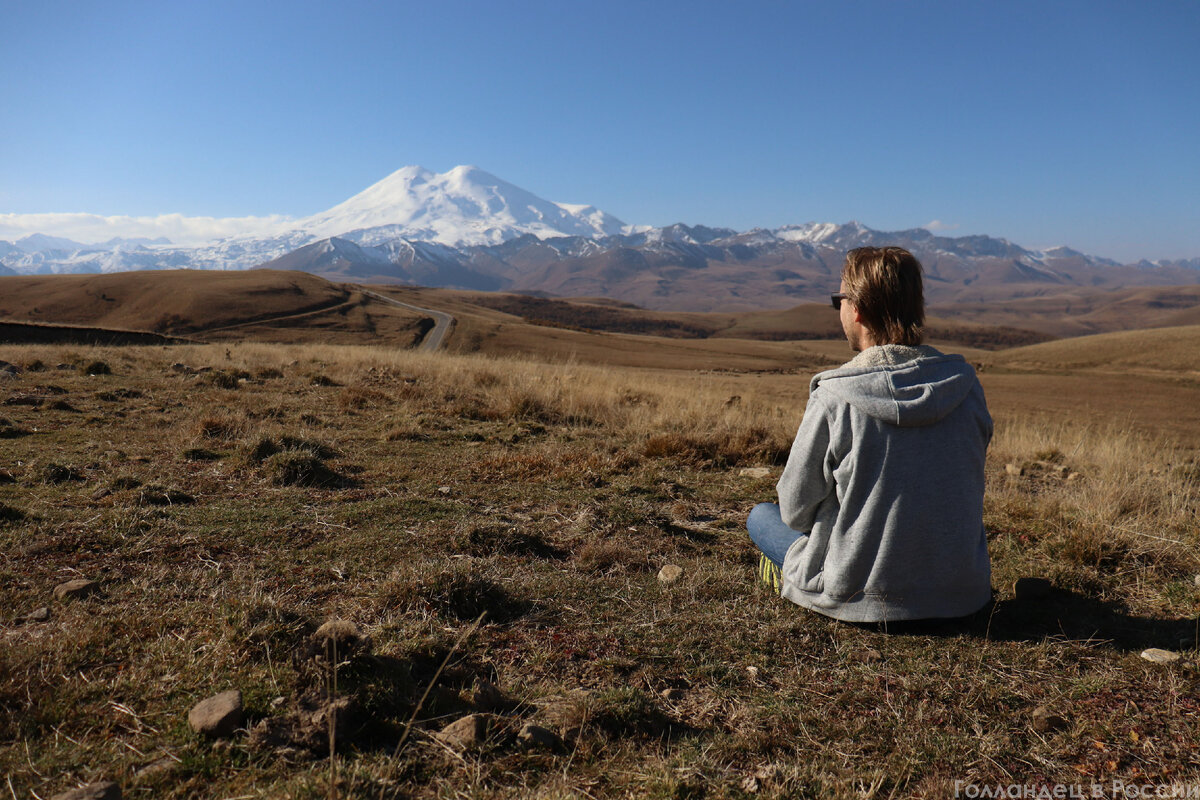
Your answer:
[436,713,489,750]
[518,722,561,749]
[1031,706,1070,732]
[133,757,178,781]
[54,579,100,600]
[1140,648,1180,665]
[23,606,52,623]
[657,564,684,584]
[188,689,244,738]
[50,782,121,800]
[472,677,514,712]
[738,467,771,479]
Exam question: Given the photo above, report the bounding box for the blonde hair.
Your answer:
[842,246,925,346]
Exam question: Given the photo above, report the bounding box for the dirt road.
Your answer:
[361,290,455,351]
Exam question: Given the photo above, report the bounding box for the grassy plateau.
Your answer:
[1,337,1198,799]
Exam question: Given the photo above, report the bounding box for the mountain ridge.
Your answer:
[3,166,1199,312]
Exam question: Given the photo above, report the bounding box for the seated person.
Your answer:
[749,246,993,622]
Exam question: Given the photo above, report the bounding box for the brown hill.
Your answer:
[0,270,432,346]
[987,324,1200,374]
[931,285,1200,338]
[433,289,1052,350]
[0,270,349,332]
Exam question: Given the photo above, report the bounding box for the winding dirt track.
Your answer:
[360,290,455,351]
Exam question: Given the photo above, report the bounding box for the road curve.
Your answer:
[362,290,455,352]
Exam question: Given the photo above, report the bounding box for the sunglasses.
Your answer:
[830,292,849,310]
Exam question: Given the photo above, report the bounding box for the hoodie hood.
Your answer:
[810,345,978,427]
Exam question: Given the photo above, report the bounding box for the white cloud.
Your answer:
[0,212,298,247]
[923,219,959,233]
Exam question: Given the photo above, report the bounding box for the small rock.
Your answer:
[1031,706,1070,732]
[472,677,514,712]
[133,757,178,782]
[54,579,100,601]
[187,689,243,738]
[270,695,287,708]
[1014,577,1053,600]
[741,765,779,794]
[1005,463,1024,477]
[517,722,561,749]
[436,713,488,750]
[23,606,52,623]
[1140,648,1180,665]
[738,467,771,479]
[657,564,684,585]
[1192,574,1200,589]
[437,485,452,494]
[50,782,121,800]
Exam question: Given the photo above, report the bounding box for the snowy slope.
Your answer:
[301,165,628,246]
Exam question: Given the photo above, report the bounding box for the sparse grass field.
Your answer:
[1,342,1198,799]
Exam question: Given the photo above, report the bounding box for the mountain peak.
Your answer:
[300,165,628,246]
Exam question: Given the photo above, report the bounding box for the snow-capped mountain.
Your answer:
[301,165,628,246]
[0,165,632,274]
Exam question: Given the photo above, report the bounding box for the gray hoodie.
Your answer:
[776,344,993,622]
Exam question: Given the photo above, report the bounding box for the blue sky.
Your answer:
[1,0,1197,261]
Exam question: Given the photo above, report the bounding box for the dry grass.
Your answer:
[1,340,1198,799]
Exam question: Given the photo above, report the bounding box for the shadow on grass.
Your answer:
[858,590,1197,652]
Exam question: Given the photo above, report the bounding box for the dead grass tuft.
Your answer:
[182,447,221,461]
[137,486,196,506]
[194,412,249,440]
[642,426,789,467]
[575,538,654,574]
[587,686,676,739]
[205,369,246,389]
[264,451,347,488]
[338,386,391,411]
[245,434,339,464]
[383,562,533,623]
[458,523,566,560]
[0,417,29,438]
[109,475,143,490]
[0,501,25,522]
[38,462,83,484]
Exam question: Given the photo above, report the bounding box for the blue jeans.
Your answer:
[747,502,806,568]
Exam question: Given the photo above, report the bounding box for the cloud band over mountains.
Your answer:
[0,211,296,247]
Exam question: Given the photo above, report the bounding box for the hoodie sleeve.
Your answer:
[775,390,835,532]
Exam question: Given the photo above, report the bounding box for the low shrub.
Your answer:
[264,451,346,488]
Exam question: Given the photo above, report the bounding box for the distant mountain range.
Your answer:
[3,166,1199,311]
